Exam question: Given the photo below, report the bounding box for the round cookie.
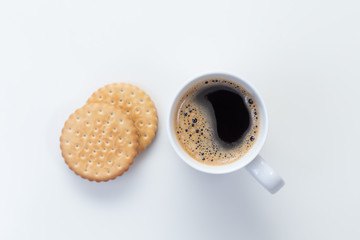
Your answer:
[60,103,139,182]
[87,83,158,152]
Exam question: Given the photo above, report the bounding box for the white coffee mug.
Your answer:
[167,73,285,194]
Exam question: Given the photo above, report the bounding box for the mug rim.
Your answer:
[167,73,268,174]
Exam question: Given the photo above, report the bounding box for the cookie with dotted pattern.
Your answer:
[87,83,158,152]
[60,103,139,182]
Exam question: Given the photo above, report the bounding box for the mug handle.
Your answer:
[245,155,285,194]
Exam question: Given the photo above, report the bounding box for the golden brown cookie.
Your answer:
[60,103,139,182]
[87,83,158,152]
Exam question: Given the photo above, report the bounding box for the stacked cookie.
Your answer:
[60,83,158,182]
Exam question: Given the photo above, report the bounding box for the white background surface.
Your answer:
[1,0,359,239]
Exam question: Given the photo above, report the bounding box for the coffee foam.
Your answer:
[174,79,260,166]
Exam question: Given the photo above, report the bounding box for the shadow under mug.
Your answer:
[167,73,285,194]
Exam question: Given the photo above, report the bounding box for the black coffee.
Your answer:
[174,79,259,166]
[206,89,250,143]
